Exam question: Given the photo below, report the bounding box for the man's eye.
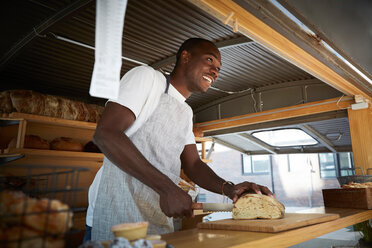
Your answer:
[207,57,213,62]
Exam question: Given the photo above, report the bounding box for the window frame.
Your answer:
[251,128,319,148]
[241,154,272,175]
[318,152,354,179]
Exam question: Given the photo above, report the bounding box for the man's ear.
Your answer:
[181,50,191,64]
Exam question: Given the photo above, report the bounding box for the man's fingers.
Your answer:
[260,186,273,196]
[249,182,261,194]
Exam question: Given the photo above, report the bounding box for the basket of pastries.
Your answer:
[0,163,89,248]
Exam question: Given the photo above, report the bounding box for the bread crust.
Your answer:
[50,137,83,152]
[341,182,372,188]
[8,135,50,150]
[232,194,285,220]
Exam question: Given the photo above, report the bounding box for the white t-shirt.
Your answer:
[86,66,195,226]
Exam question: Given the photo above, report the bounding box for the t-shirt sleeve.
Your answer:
[108,66,156,118]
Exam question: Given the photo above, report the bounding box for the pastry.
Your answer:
[2,226,64,248]
[0,190,73,234]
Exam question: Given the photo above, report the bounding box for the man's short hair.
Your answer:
[175,38,216,65]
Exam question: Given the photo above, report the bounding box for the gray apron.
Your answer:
[92,76,193,241]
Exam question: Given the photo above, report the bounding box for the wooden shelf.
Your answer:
[4,112,97,129]
[6,148,104,162]
[195,137,212,143]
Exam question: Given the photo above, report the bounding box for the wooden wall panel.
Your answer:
[348,107,372,174]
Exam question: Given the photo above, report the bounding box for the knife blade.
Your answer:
[191,202,234,212]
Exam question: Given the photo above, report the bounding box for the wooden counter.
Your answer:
[161,207,372,248]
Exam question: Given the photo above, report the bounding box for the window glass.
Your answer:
[320,170,336,178]
[339,152,352,169]
[252,155,270,173]
[242,155,252,174]
[319,153,336,178]
[339,152,353,176]
[242,155,270,174]
[197,193,206,203]
[319,153,335,169]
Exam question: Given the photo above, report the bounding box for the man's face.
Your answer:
[184,42,221,93]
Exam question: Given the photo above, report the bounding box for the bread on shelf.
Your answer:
[8,135,50,150]
[0,90,104,123]
[50,137,83,152]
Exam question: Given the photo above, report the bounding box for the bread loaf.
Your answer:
[232,194,285,220]
[50,137,83,152]
[8,135,50,150]
[0,90,104,122]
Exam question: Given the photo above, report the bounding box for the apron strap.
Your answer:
[165,75,171,94]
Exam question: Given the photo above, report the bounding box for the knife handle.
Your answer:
[191,202,203,210]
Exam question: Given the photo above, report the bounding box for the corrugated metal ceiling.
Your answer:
[1,0,314,109]
[1,0,353,154]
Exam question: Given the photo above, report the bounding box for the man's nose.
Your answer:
[210,66,219,79]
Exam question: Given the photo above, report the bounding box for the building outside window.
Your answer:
[318,152,354,178]
[338,152,354,176]
[319,153,337,178]
[242,154,271,175]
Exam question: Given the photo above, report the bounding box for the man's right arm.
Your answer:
[93,102,193,218]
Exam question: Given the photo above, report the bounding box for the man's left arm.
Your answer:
[180,144,273,203]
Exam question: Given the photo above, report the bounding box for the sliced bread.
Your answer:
[232,194,285,220]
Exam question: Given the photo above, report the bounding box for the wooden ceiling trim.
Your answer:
[188,0,372,101]
[195,97,354,133]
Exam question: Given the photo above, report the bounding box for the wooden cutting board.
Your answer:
[197,213,339,233]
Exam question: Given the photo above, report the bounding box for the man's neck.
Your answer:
[169,71,191,99]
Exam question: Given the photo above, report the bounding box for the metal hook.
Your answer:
[33,27,47,38]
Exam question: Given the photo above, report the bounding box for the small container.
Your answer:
[149,240,166,248]
[111,222,149,241]
[145,235,161,240]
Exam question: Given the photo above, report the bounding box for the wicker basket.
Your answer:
[337,167,372,186]
[0,161,89,248]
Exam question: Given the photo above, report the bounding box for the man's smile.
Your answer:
[202,75,214,85]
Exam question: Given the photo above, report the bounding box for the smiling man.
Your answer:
[84,38,273,241]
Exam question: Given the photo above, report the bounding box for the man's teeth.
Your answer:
[203,76,212,84]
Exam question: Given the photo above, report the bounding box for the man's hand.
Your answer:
[228,182,274,203]
[158,185,193,218]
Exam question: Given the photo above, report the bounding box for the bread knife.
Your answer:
[191,202,234,212]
